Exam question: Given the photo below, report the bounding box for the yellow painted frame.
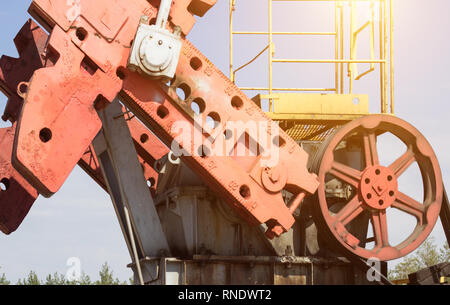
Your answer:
[229,0,395,115]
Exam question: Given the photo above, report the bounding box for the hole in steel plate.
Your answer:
[198,145,210,158]
[147,177,156,187]
[191,98,206,115]
[239,185,251,199]
[157,106,169,119]
[18,82,28,96]
[190,57,203,71]
[176,83,191,101]
[0,178,10,192]
[224,129,233,140]
[231,96,244,110]
[116,67,126,80]
[140,133,149,144]
[76,27,88,41]
[39,128,52,143]
[206,112,220,129]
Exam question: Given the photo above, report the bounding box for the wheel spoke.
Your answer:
[333,196,364,226]
[363,132,379,167]
[329,161,362,188]
[392,192,425,225]
[388,149,415,177]
[371,210,389,247]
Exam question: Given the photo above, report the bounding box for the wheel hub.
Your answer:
[360,166,398,210]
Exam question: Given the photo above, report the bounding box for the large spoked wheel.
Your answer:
[310,115,443,261]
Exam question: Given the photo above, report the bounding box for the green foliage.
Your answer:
[46,271,92,285]
[0,267,10,285]
[440,243,450,262]
[78,272,92,285]
[0,262,128,285]
[44,272,69,285]
[94,262,122,285]
[17,271,41,285]
[44,271,93,285]
[389,238,449,281]
[0,274,9,285]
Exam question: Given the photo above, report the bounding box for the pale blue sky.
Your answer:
[0,0,449,282]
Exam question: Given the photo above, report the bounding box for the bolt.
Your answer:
[158,40,163,45]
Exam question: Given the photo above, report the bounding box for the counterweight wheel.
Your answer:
[310,115,443,261]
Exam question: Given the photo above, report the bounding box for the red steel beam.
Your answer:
[0,20,168,233]
[12,0,318,237]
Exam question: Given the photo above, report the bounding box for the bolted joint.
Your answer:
[261,165,288,193]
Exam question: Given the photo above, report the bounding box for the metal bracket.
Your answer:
[128,0,182,81]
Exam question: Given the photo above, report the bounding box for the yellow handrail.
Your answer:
[229,0,395,114]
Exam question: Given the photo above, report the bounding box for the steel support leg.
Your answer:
[92,99,171,284]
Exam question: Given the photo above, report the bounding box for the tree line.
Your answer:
[0,238,448,285]
[0,262,133,285]
[388,237,449,281]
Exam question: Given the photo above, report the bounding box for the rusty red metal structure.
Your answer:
[0,19,168,233]
[12,0,318,239]
[0,0,446,268]
[0,125,38,234]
